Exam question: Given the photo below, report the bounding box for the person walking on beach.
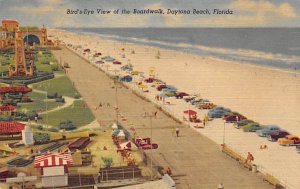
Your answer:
[176,127,180,137]
[245,152,254,164]
[154,111,157,118]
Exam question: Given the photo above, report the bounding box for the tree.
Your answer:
[101,157,113,168]
[33,133,50,144]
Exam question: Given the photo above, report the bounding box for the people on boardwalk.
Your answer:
[176,127,179,137]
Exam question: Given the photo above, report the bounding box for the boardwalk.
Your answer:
[52,47,273,189]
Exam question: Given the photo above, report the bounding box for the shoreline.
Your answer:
[64,28,300,75]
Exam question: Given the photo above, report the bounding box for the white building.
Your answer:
[22,125,34,145]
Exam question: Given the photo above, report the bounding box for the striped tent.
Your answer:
[34,153,73,167]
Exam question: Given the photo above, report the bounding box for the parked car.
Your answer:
[208,106,231,118]
[157,84,167,91]
[278,135,300,146]
[120,75,132,82]
[162,91,176,97]
[101,56,115,62]
[131,70,139,75]
[242,123,265,132]
[183,96,196,102]
[144,78,156,83]
[121,65,133,71]
[267,130,290,142]
[175,92,189,99]
[197,102,216,109]
[162,86,177,92]
[94,60,105,64]
[224,114,247,123]
[83,48,90,52]
[234,119,255,129]
[256,125,281,137]
[192,99,210,106]
[113,61,122,65]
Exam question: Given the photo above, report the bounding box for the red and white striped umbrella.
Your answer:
[34,153,73,167]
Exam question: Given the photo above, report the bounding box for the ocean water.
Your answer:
[65,28,300,70]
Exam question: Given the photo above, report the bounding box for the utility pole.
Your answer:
[150,114,153,180]
[114,78,119,124]
[223,120,226,145]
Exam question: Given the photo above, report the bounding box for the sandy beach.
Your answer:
[49,29,300,189]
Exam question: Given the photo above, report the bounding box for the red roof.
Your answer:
[2,20,18,24]
[0,86,32,93]
[0,121,25,133]
[0,104,16,111]
[34,153,73,167]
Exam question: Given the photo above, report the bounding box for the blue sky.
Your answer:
[0,0,299,27]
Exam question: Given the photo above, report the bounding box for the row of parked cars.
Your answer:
[203,106,300,152]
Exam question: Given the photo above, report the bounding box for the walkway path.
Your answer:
[51,47,273,189]
[31,88,76,115]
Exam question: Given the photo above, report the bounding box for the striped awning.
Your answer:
[34,153,73,167]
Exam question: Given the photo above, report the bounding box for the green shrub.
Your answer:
[101,157,113,168]
[58,121,77,131]
[33,133,50,144]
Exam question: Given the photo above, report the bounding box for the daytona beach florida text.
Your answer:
[66,8,233,15]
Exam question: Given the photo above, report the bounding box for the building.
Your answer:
[34,153,73,188]
[0,121,25,137]
[0,19,48,48]
[0,104,16,116]
[22,125,34,145]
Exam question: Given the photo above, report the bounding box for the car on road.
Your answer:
[234,119,255,129]
[267,130,290,142]
[256,125,281,137]
[224,114,247,123]
[242,123,265,132]
[278,135,300,146]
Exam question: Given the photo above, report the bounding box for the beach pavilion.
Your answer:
[34,152,73,187]
[0,121,25,138]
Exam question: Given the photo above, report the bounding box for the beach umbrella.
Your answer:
[184,109,197,115]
